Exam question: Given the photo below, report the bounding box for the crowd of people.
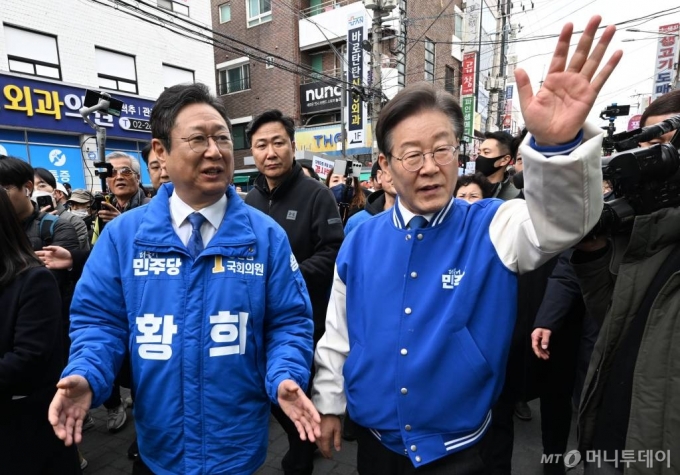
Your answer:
[1,14,679,475]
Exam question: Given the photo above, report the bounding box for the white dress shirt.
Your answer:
[169,192,227,248]
[397,200,435,228]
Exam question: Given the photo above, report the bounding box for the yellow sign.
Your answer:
[295,124,373,153]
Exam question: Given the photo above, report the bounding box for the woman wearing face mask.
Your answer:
[325,168,367,224]
[33,168,90,251]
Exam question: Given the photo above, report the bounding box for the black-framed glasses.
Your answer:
[390,144,460,172]
[110,167,136,178]
[179,133,233,153]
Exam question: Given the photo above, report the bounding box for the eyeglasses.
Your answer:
[0,185,16,193]
[390,144,460,172]
[110,167,136,178]
[179,133,233,153]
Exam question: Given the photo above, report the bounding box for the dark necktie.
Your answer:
[408,216,429,230]
[187,212,206,259]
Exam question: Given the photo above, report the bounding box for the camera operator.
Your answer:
[96,152,150,223]
[574,89,680,474]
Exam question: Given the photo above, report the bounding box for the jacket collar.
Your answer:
[391,196,456,230]
[625,207,680,260]
[253,161,302,199]
[134,184,256,258]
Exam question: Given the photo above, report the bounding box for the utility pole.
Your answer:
[396,0,407,90]
[486,1,503,132]
[496,0,510,130]
[364,0,397,163]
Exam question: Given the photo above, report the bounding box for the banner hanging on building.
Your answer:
[652,24,679,100]
[346,11,368,150]
[462,96,475,139]
[461,52,477,96]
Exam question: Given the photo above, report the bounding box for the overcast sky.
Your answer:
[509,0,680,129]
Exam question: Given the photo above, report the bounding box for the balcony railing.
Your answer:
[300,0,357,18]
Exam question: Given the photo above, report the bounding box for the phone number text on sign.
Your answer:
[119,117,151,133]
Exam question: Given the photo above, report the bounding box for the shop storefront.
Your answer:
[0,72,156,189]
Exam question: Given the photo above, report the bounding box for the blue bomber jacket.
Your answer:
[63,184,314,475]
[313,125,606,467]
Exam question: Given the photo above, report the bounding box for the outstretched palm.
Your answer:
[49,375,93,446]
[515,16,623,145]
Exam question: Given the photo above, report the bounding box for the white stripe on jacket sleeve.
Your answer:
[312,266,350,415]
[489,122,604,274]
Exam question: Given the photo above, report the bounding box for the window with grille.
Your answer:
[218,64,251,94]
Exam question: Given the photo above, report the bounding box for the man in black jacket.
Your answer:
[246,110,344,475]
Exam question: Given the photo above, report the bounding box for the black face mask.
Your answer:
[475,154,507,177]
[512,170,524,190]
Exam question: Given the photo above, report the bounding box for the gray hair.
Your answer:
[376,82,464,160]
[106,151,141,176]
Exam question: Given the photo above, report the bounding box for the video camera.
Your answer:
[590,113,680,236]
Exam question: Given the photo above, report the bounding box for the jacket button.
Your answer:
[415,455,422,462]
[405,307,412,314]
[405,425,412,431]
[401,387,408,394]
[401,348,408,355]
[417,234,424,240]
[410,271,417,278]
[406,234,412,241]
[411,445,417,451]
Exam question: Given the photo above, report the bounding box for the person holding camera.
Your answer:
[246,109,344,475]
[0,187,81,474]
[312,16,621,473]
[574,89,680,474]
[33,167,90,251]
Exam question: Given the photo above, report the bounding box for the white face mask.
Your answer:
[71,209,89,218]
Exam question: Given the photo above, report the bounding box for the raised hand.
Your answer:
[48,375,93,446]
[277,379,321,443]
[515,16,623,146]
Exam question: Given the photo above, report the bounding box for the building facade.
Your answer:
[211,0,464,174]
[0,0,215,190]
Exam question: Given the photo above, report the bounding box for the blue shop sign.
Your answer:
[0,141,29,160]
[28,144,86,189]
[0,73,154,141]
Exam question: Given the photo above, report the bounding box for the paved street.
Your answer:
[80,397,583,474]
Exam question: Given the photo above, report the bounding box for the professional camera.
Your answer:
[590,113,680,236]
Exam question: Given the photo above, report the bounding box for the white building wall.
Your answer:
[0,0,215,99]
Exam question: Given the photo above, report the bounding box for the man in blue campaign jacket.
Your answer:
[48,84,320,475]
[313,17,622,473]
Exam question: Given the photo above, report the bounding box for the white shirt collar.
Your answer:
[397,199,435,228]
[169,191,227,231]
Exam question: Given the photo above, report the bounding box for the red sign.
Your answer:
[627,114,642,131]
[461,52,477,96]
